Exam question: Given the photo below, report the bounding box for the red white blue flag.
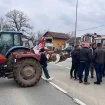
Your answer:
[33,37,45,53]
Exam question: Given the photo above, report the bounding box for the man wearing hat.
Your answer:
[79,42,92,84]
[39,48,53,80]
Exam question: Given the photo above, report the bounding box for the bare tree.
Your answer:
[6,10,32,31]
[37,30,49,40]
[0,17,11,31]
[0,17,4,31]
[66,31,75,38]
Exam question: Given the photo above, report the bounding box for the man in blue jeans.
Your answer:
[94,43,105,84]
[39,48,53,80]
[79,42,92,84]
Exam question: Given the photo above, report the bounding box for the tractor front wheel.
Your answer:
[13,59,42,87]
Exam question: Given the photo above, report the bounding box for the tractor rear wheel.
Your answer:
[13,59,42,87]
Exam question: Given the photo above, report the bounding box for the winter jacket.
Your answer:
[71,49,80,64]
[79,48,92,63]
[39,53,47,67]
[93,48,105,64]
[90,48,96,62]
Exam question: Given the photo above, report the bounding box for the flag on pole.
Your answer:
[33,37,45,54]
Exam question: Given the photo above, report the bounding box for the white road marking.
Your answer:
[49,82,67,94]
[41,76,47,80]
[73,98,86,105]
[41,76,67,94]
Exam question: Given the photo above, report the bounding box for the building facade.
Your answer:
[43,31,70,50]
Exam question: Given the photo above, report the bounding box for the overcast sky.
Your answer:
[0,0,105,36]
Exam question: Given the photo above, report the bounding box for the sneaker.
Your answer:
[46,77,54,81]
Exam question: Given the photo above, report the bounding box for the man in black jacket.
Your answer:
[70,45,80,79]
[39,48,53,80]
[90,43,97,78]
[79,43,92,84]
[94,43,105,84]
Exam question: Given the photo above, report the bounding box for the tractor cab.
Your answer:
[0,31,23,55]
[0,31,33,57]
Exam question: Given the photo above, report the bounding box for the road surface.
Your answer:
[48,58,105,105]
[0,78,76,105]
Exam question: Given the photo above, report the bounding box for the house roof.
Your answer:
[44,31,70,39]
[66,37,81,44]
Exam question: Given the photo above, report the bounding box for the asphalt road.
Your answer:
[48,59,105,105]
[0,78,76,105]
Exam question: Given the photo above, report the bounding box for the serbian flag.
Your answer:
[33,37,45,54]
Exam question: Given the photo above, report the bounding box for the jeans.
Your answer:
[90,63,94,77]
[103,64,105,76]
[43,67,50,79]
[95,63,103,82]
[74,63,79,79]
[79,62,90,82]
[70,62,78,79]
[70,63,75,77]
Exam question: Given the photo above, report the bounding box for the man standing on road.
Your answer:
[39,48,53,81]
[102,44,105,77]
[79,42,92,84]
[70,45,80,79]
[70,46,75,78]
[90,43,97,78]
[94,43,105,84]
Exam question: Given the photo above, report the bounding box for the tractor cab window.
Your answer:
[1,34,13,46]
[0,33,13,55]
[14,34,21,46]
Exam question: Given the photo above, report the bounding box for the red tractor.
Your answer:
[0,31,42,87]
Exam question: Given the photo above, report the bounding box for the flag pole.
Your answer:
[74,0,78,46]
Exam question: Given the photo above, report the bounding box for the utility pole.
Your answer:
[74,0,78,46]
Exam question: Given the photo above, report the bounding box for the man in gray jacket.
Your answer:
[94,43,105,84]
[79,43,92,84]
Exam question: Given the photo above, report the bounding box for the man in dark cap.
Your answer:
[39,48,53,80]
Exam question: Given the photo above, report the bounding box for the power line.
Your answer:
[77,26,105,35]
[77,25,105,32]
[94,27,105,32]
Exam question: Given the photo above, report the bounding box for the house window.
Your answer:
[46,39,52,43]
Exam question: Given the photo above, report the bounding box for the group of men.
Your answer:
[70,42,105,85]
